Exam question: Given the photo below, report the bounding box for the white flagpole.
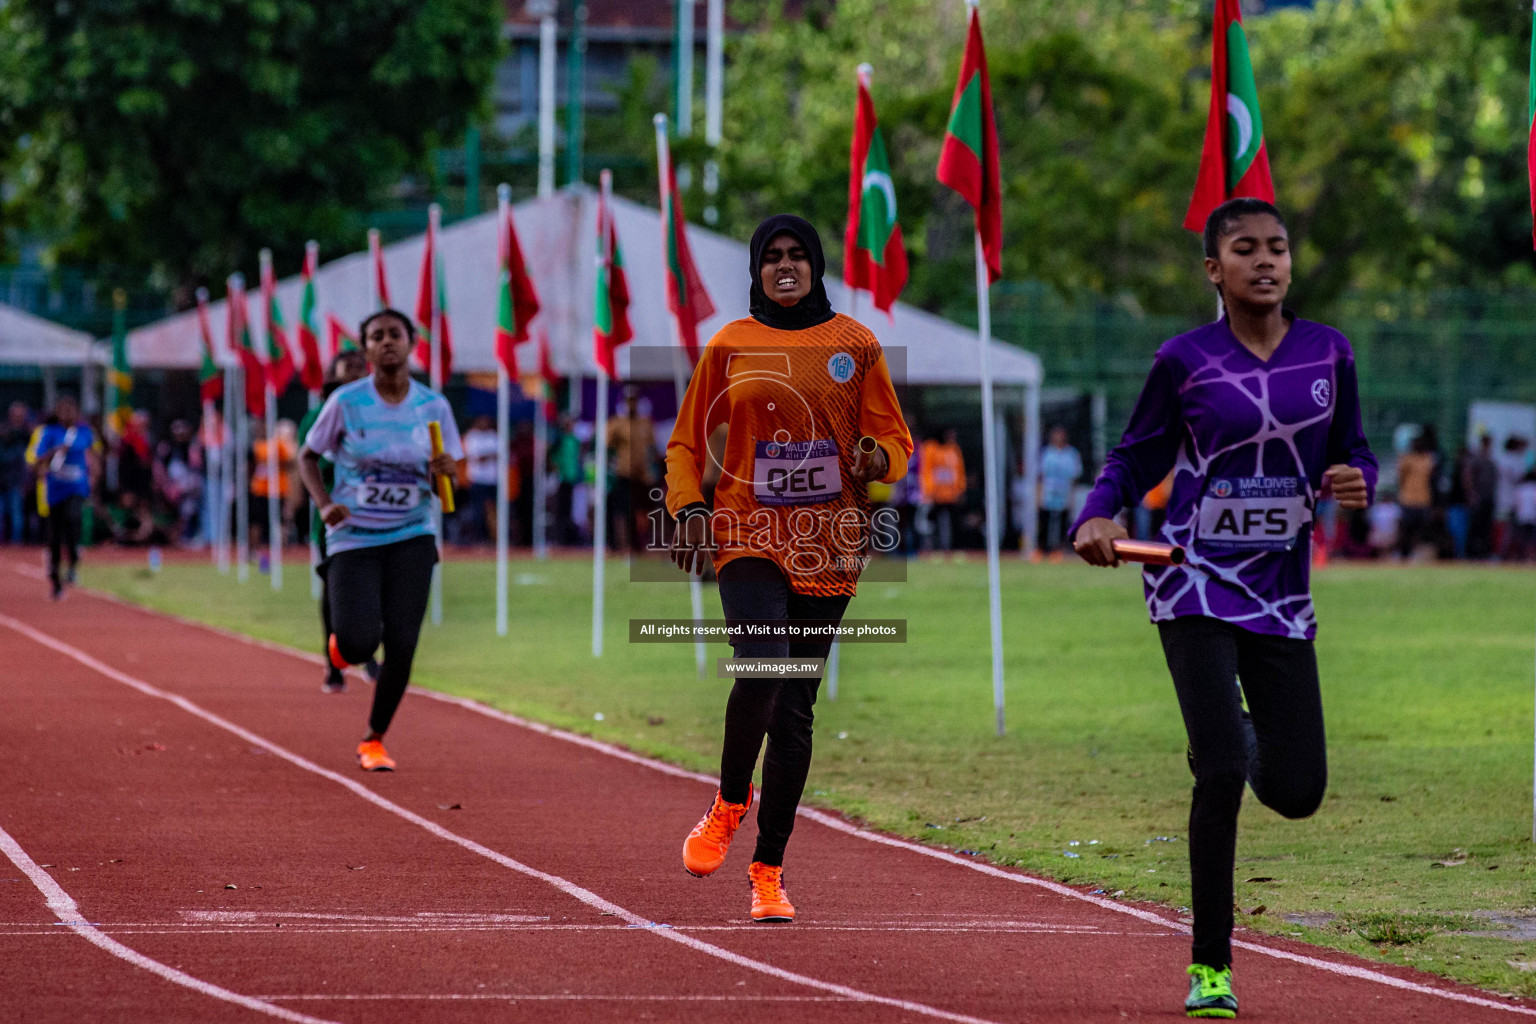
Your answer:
[975,230,1005,736]
[654,115,708,680]
[428,203,445,627]
[368,229,384,311]
[533,383,549,560]
[231,275,251,584]
[495,184,513,638]
[537,4,557,197]
[258,250,283,592]
[305,240,323,601]
[217,323,234,575]
[592,171,615,658]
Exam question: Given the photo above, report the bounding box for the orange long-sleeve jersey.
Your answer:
[665,314,913,597]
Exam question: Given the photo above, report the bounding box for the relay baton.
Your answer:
[427,421,456,513]
[1111,539,1185,566]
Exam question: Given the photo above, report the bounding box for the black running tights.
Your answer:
[716,558,850,867]
[1158,615,1327,969]
[326,535,437,736]
[47,496,83,583]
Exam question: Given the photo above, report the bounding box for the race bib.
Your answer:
[356,471,422,514]
[753,439,842,507]
[1197,476,1312,551]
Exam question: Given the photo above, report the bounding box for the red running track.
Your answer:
[0,553,1531,1023]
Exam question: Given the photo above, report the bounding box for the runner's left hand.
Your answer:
[1322,464,1369,511]
[429,453,457,479]
[851,442,889,485]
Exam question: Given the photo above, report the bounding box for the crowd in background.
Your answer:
[6,392,1534,565]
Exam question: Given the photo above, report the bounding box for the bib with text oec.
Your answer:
[753,439,842,507]
[356,467,422,515]
[1197,476,1311,552]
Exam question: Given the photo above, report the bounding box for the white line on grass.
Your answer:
[0,824,339,1024]
[0,612,1001,1024]
[16,565,1536,1019]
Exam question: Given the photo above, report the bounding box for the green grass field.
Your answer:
[84,553,1536,996]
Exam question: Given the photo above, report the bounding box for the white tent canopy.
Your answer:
[0,302,108,367]
[125,187,1042,389]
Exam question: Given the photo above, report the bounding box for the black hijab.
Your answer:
[748,214,836,331]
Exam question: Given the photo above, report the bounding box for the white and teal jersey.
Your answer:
[301,377,463,556]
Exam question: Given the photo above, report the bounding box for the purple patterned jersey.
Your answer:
[1072,316,1377,639]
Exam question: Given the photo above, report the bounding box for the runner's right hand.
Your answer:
[670,512,712,576]
[1072,517,1126,567]
[320,503,351,527]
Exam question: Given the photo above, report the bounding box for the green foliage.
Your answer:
[0,0,503,292]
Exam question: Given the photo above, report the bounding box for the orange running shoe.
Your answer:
[356,739,395,772]
[682,786,753,877]
[328,634,349,671]
[748,862,794,923]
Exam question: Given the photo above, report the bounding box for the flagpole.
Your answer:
[368,229,384,310]
[303,241,323,600]
[428,202,445,627]
[533,381,549,561]
[975,230,1006,736]
[592,170,615,658]
[495,184,513,638]
[217,302,234,575]
[654,114,708,680]
[231,274,251,584]
[258,249,284,592]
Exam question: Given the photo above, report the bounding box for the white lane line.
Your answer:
[262,993,857,1002]
[22,569,1536,1019]
[0,824,339,1024]
[0,612,1000,1024]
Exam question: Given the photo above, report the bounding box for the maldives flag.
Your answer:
[845,64,909,315]
[495,203,541,378]
[538,328,561,386]
[657,134,715,363]
[593,187,633,380]
[1183,0,1276,232]
[227,274,266,416]
[325,313,359,360]
[297,242,325,392]
[259,253,296,397]
[413,212,454,381]
[369,228,392,309]
[195,288,223,405]
[937,5,1002,283]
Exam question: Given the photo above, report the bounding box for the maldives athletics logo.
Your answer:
[1311,378,1332,408]
[1212,479,1234,499]
[1225,21,1264,191]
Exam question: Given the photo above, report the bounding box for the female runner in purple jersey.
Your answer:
[1071,198,1376,1019]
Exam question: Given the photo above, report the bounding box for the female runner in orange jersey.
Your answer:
[666,214,913,922]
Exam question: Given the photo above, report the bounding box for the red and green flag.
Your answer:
[325,313,358,360]
[108,288,132,423]
[1528,1,1536,249]
[936,4,1002,283]
[195,288,223,405]
[657,133,715,363]
[593,184,633,380]
[259,252,296,398]
[1183,0,1275,232]
[370,228,392,309]
[226,274,266,416]
[845,64,909,315]
[296,242,325,392]
[495,201,541,378]
[413,209,454,382]
[538,328,561,387]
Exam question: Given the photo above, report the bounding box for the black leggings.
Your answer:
[326,535,437,736]
[47,496,83,583]
[716,558,851,867]
[1159,616,1327,968]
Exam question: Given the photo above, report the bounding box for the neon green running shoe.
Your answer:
[1185,963,1237,1018]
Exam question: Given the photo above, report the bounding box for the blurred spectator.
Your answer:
[1444,445,1470,560]
[605,387,655,551]
[155,419,204,545]
[549,413,583,545]
[118,410,155,500]
[1396,431,1435,559]
[0,401,31,542]
[513,420,535,546]
[1513,469,1536,562]
[461,414,498,544]
[107,490,163,546]
[1497,436,1529,559]
[920,428,966,553]
[249,418,297,547]
[1367,491,1402,558]
[1034,425,1082,562]
[1466,434,1497,559]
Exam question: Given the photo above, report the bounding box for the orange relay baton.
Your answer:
[427,421,456,514]
[1111,539,1185,566]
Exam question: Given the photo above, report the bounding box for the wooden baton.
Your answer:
[427,421,456,513]
[1111,539,1185,566]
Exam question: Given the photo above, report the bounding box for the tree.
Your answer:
[0,0,502,293]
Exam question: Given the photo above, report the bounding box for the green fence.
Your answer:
[953,283,1536,454]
